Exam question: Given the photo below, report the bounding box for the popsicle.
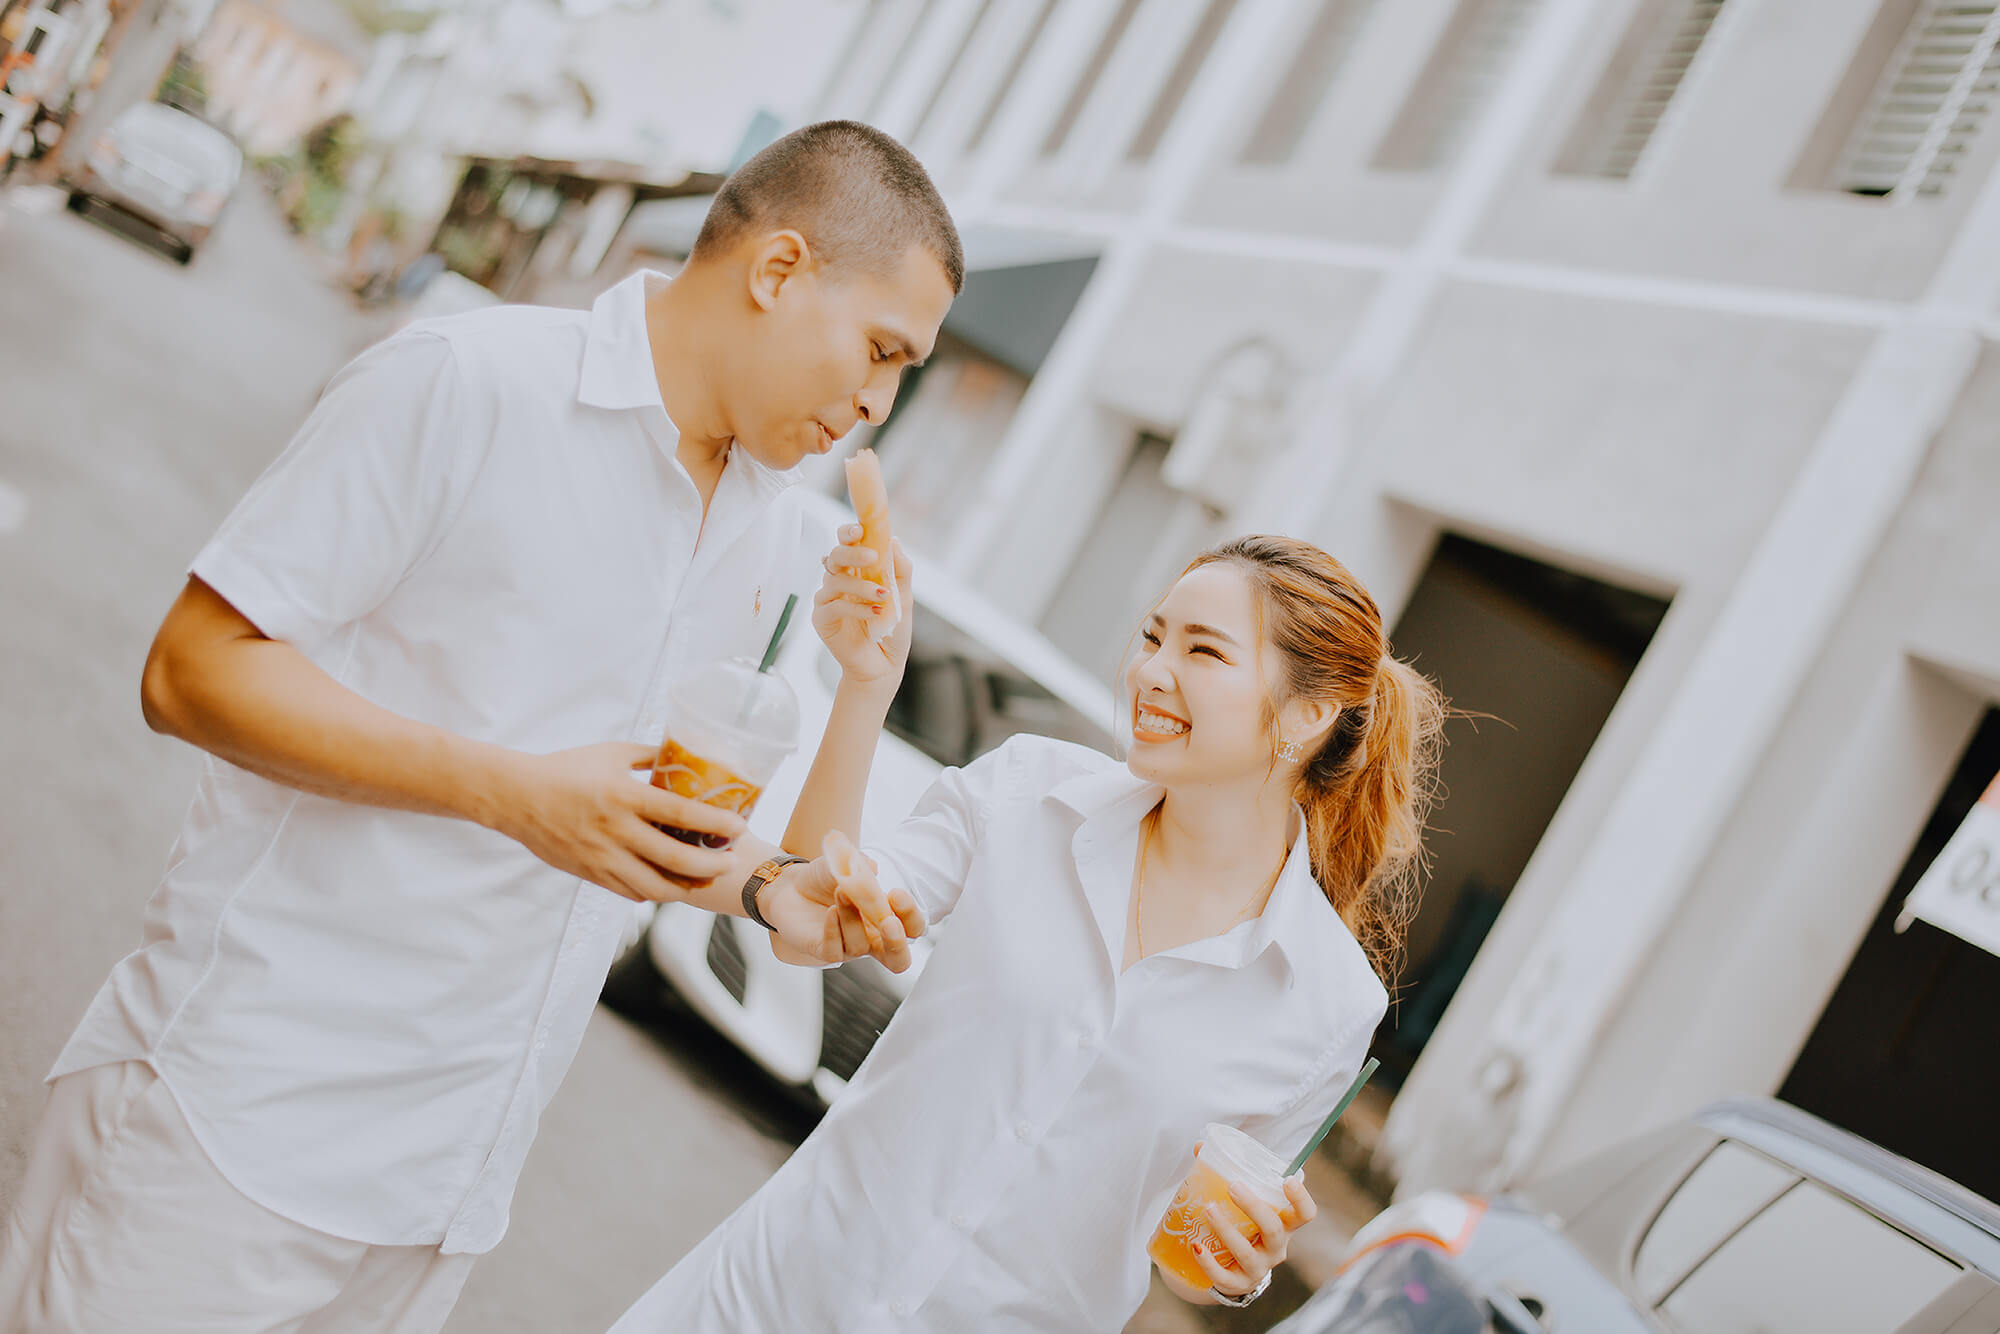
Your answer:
[842,447,901,642]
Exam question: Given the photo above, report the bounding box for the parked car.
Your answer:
[604,489,1116,1106]
[1273,1097,2000,1334]
[64,101,241,265]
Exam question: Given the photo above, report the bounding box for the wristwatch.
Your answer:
[1210,1272,1272,1308]
[742,854,807,931]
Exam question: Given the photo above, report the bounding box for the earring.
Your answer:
[1277,738,1302,763]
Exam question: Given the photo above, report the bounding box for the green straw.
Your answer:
[757,593,799,674]
[1286,1057,1379,1176]
[732,594,799,730]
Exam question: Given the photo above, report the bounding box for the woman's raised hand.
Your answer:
[812,525,913,688]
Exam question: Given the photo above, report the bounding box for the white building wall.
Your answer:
[1540,348,2000,1173]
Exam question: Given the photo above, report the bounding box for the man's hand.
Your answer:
[757,837,926,973]
[484,742,748,902]
[813,525,913,688]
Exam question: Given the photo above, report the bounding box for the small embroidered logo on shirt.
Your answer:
[754,588,762,616]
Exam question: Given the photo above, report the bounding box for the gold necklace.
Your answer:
[1133,808,1287,960]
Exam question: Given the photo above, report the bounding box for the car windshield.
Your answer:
[113,106,241,181]
[1634,1142,1797,1303]
[1656,1178,1961,1334]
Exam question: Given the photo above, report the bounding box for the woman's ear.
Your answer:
[1279,697,1340,754]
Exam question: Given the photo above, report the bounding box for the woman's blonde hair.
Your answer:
[1183,535,1446,983]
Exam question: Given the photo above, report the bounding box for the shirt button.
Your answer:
[889,1299,909,1316]
[952,1212,971,1230]
[1075,1030,1095,1051]
[1014,1119,1032,1142]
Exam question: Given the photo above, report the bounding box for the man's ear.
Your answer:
[746,229,811,311]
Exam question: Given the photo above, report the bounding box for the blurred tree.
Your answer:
[264,111,360,234]
[156,49,206,115]
[337,0,430,36]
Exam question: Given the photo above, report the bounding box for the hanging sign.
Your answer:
[1896,771,2000,959]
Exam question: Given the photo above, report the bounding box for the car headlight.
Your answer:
[1337,1191,1487,1272]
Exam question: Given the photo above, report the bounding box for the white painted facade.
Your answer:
[809,0,2000,1193]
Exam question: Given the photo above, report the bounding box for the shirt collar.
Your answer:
[1049,763,1162,821]
[578,268,671,412]
[1232,816,1349,988]
[577,268,803,506]
[1051,765,1352,987]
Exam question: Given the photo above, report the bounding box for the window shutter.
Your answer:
[1835,1,2000,200]
[1238,0,1380,165]
[1566,0,1729,180]
[1376,0,1545,171]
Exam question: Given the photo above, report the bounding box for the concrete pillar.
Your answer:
[43,0,174,181]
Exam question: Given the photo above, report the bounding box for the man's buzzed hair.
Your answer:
[693,120,965,295]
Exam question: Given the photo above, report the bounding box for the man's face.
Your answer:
[727,242,956,471]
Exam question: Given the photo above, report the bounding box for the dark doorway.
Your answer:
[1373,534,1670,1087]
[1781,707,2000,1204]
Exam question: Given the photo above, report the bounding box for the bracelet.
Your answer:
[1210,1271,1272,1309]
[742,855,807,931]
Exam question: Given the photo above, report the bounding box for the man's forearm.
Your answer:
[780,676,897,857]
[145,620,522,828]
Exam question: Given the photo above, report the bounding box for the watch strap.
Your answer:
[742,855,807,931]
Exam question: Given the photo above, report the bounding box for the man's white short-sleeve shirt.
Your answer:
[52,270,818,1254]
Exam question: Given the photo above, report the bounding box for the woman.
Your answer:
[612,535,1446,1331]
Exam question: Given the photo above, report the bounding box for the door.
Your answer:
[1781,706,2000,1205]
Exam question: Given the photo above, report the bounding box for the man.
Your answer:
[0,120,960,1334]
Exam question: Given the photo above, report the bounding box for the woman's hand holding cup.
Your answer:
[1188,1163,1316,1299]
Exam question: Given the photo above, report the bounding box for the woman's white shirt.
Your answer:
[609,734,1389,1334]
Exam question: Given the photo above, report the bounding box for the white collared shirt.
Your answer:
[52,270,821,1254]
[608,735,1389,1333]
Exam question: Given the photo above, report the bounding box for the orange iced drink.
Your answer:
[843,447,900,639]
[647,657,798,882]
[1148,1124,1293,1290]
[650,737,763,848]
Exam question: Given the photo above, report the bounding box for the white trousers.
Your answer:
[0,1061,476,1334]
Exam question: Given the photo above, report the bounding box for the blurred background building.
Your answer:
[190,0,363,155]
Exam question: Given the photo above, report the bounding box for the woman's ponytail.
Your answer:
[1300,657,1444,982]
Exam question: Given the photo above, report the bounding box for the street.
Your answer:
[0,180,1370,1333]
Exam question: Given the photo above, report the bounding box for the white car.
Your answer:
[606,490,1115,1106]
[66,101,241,265]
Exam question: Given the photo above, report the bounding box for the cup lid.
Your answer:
[1197,1123,1291,1205]
[669,657,800,741]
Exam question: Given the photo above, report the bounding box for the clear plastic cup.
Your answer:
[649,658,798,869]
[1147,1123,1294,1290]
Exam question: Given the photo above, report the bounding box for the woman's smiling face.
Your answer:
[1123,563,1285,790]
